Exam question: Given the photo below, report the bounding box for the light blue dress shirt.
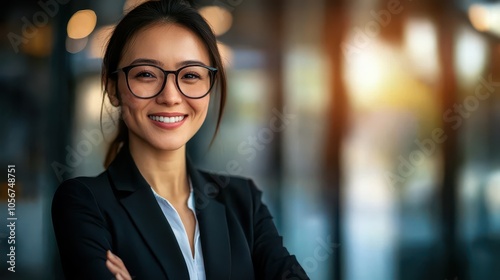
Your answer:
[151,181,206,280]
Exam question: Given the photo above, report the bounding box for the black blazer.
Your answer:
[51,147,308,280]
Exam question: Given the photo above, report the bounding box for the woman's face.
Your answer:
[113,23,212,152]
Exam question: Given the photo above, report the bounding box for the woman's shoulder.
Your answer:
[193,168,264,202]
[57,171,109,190]
[197,169,252,184]
[53,171,112,203]
[196,168,256,188]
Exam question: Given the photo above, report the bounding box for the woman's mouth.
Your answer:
[148,115,186,124]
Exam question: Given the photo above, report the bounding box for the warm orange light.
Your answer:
[199,6,233,36]
[22,25,53,57]
[67,10,97,39]
[469,4,489,32]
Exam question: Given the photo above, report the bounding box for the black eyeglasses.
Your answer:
[113,64,218,99]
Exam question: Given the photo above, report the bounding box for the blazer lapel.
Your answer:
[188,159,231,280]
[107,147,190,280]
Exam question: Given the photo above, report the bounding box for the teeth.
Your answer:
[149,115,185,124]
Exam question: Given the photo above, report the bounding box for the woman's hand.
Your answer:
[106,250,132,280]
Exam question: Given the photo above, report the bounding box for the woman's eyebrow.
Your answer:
[176,60,209,67]
[129,58,164,66]
[128,58,209,68]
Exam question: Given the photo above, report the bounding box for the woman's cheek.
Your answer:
[120,104,135,125]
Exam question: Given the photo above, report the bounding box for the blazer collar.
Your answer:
[187,160,231,280]
[107,146,189,279]
[108,146,231,280]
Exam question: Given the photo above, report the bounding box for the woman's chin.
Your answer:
[150,141,186,152]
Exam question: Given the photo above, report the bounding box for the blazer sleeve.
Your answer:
[51,178,114,280]
[249,180,310,280]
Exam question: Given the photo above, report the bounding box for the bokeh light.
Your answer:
[67,9,97,39]
[199,6,233,36]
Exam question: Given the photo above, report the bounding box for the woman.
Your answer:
[51,0,309,279]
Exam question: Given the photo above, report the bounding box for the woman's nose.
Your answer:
[156,73,183,105]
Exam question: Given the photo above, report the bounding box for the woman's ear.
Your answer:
[107,81,120,107]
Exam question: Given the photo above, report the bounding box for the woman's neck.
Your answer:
[128,137,189,202]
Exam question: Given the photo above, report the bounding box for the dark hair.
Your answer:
[101,0,227,168]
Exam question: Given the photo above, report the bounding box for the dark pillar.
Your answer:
[266,0,285,226]
[435,0,462,278]
[322,1,348,279]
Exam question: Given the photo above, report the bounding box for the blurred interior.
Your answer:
[2,0,500,279]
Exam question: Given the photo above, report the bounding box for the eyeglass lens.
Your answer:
[126,65,212,98]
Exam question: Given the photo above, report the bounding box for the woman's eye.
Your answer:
[136,72,155,78]
[183,73,201,79]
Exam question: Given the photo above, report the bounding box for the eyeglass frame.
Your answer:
[112,64,218,99]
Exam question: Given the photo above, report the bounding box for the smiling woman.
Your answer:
[108,23,214,157]
[50,0,308,279]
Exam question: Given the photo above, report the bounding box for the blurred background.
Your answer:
[1,0,500,279]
